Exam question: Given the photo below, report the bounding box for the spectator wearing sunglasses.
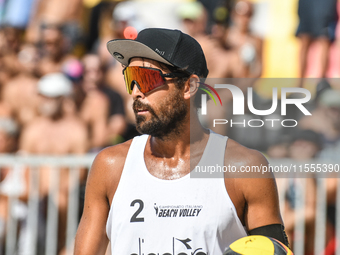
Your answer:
[74,28,289,255]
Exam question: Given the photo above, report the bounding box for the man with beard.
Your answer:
[74,28,289,254]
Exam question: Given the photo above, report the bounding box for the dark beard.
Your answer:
[133,89,188,139]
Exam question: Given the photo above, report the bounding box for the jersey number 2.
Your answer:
[130,199,144,222]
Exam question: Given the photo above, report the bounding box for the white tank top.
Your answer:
[106,131,247,255]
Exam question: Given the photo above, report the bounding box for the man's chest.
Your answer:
[107,175,247,255]
[144,156,191,180]
[31,126,75,154]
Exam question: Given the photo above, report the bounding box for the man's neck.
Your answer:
[149,130,190,158]
[148,114,208,159]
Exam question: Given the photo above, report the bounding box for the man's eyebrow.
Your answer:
[142,57,147,67]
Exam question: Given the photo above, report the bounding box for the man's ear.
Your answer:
[184,75,200,100]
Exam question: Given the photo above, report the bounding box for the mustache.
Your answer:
[133,100,156,115]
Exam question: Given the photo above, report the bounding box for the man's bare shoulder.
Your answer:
[225,138,268,168]
[64,116,86,130]
[224,138,274,181]
[19,117,48,151]
[22,117,49,131]
[3,75,36,98]
[0,102,11,117]
[224,138,279,229]
[95,139,133,165]
[90,138,134,176]
[90,139,133,203]
[86,90,109,106]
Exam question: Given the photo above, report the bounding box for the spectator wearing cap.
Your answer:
[19,72,88,154]
[19,73,88,254]
[176,2,249,137]
[176,1,248,80]
[178,1,208,38]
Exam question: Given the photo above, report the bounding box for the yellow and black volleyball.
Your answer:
[223,235,293,255]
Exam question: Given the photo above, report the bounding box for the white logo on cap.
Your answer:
[113,52,124,59]
[155,48,165,56]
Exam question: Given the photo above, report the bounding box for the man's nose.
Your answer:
[131,81,145,100]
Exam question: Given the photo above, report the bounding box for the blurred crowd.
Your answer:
[0,0,339,254]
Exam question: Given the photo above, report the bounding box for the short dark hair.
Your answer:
[159,63,189,88]
[159,62,208,109]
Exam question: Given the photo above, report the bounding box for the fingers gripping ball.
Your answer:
[223,235,293,255]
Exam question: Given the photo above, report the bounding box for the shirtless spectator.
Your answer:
[26,0,83,45]
[177,2,248,136]
[178,1,246,78]
[2,43,40,126]
[36,23,77,76]
[19,73,88,254]
[20,72,88,154]
[81,54,126,147]
[178,1,208,38]
[224,0,263,78]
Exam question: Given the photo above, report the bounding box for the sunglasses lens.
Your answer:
[123,66,165,94]
[123,67,133,94]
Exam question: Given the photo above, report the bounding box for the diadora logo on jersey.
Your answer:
[131,237,208,255]
[154,203,203,218]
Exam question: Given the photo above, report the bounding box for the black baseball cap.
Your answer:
[107,28,209,78]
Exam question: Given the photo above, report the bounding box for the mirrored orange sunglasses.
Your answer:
[123,66,189,94]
